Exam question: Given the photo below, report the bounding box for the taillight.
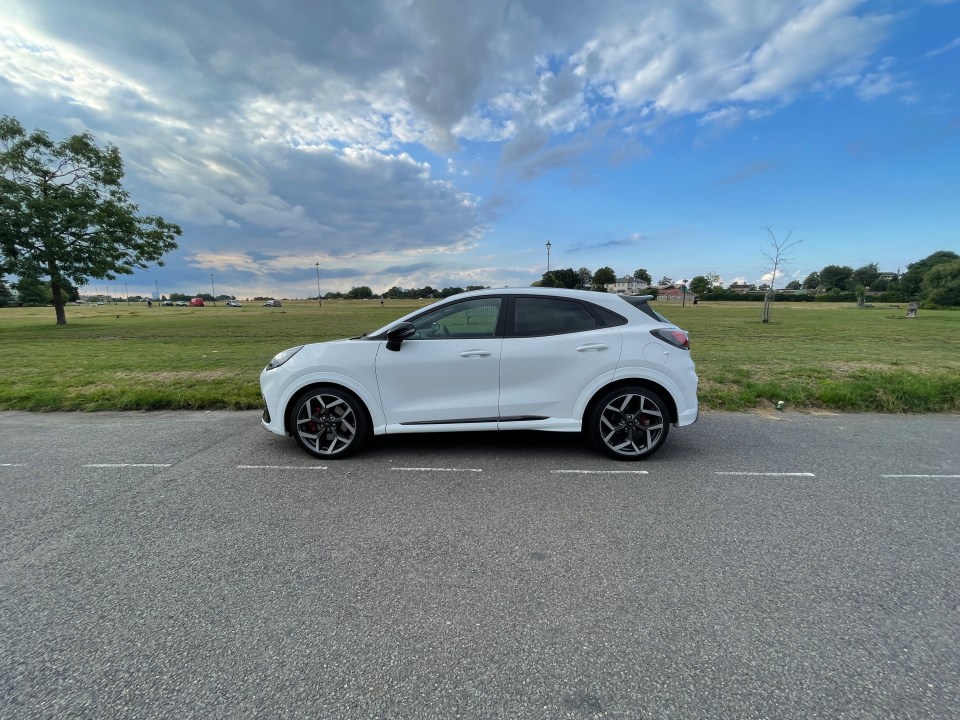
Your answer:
[650,328,690,350]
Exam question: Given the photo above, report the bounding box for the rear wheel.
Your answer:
[587,386,669,460]
[290,387,369,459]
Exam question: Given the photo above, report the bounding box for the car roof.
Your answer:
[367,286,660,337]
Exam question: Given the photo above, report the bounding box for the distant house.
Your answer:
[728,282,753,294]
[877,272,899,282]
[605,276,650,295]
[657,284,685,301]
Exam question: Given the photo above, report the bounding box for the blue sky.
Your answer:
[1,0,958,299]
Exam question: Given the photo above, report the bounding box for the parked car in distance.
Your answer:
[260,287,698,460]
[189,298,205,307]
[161,300,173,306]
[263,300,282,307]
[226,300,241,307]
[175,300,188,306]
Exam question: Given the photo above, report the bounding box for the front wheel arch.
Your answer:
[286,384,373,459]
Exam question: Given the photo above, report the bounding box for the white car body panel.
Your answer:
[374,338,503,426]
[498,329,622,420]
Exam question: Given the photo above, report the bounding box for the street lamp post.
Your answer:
[210,274,216,305]
[315,262,322,306]
[546,240,552,275]
[125,283,129,305]
[682,279,688,307]
[155,280,160,306]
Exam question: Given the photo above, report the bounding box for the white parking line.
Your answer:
[551,469,649,475]
[83,463,172,468]
[0,463,26,467]
[391,467,483,473]
[236,465,329,470]
[715,472,816,477]
[881,474,960,478]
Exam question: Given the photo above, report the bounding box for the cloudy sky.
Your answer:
[2,0,958,299]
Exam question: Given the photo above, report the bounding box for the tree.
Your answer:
[592,266,616,290]
[658,276,674,286]
[0,116,181,325]
[759,226,802,323]
[819,265,854,292]
[577,267,593,289]
[921,259,960,307]
[347,285,373,299]
[0,277,12,307]
[784,280,802,290]
[688,275,710,296]
[633,268,652,284]
[900,251,959,299]
[802,271,820,290]
[13,274,52,305]
[851,263,880,291]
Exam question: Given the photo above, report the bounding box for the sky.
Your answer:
[1,0,958,300]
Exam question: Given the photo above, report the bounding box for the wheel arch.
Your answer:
[583,377,679,428]
[283,380,378,436]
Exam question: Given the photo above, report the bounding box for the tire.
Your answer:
[587,386,670,460]
[290,387,370,459]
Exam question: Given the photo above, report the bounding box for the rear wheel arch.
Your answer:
[584,378,678,426]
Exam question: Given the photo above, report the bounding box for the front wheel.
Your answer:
[290,387,370,459]
[587,386,670,460]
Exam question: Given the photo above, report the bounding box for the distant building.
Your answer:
[657,285,685,301]
[605,276,650,295]
[728,282,753,294]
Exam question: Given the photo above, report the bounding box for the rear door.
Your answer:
[498,296,623,421]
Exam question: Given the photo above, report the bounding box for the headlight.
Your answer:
[265,345,304,370]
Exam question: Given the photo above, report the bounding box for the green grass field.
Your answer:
[1,299,958,413]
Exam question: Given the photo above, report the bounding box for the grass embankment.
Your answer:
[0,300,957,413]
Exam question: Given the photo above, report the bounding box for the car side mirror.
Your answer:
[385,322,417,351]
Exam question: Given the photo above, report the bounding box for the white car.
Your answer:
[226,300,241,307]
[259,287,698,459]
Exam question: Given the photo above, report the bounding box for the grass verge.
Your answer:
[1,299,957,413]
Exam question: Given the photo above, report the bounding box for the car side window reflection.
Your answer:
[511,297,604,337]
[411,297,502,339]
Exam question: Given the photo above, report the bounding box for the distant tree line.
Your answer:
[686,250,958,307]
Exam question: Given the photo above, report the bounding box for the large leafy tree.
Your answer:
[633,268,652,283]
[921,259,960,307]
[0,116,181,325]
[900,251,959,299]
[592,266,616,290]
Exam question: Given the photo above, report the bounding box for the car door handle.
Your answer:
[460,350,492,358]
[576,344,609,352]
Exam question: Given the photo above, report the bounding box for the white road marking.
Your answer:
[236,465,329,470]
[0,463,26,467]
[83,463,172,468]
[551,469,649,475]
[715,472,816,477]
[881,474,960,478]
[391,467,483,473]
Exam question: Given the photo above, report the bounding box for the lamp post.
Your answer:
[682,279,688,307]
[125,283,129,305]
[155,280,160,306]
[546,240,552,275]
[210,274,216,305]
[315,262,322,306]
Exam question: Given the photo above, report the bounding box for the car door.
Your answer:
[375,296,504,427]
[499,296,623,421]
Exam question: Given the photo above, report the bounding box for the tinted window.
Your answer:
[410,297,501,338]
[512,297,605,337]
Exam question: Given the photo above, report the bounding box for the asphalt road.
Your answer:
[1,410,958,719]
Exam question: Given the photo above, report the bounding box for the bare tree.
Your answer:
[760,226,802,323]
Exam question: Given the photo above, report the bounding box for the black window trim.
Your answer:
[504,295,627,338]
